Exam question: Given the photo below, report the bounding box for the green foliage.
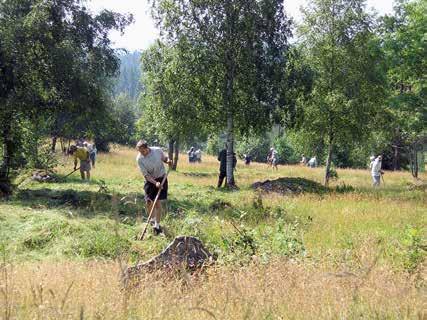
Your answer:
[70,222,132,258]
[235,133,270,162]
[273,135,300,164]
[264,218,305,257]
[150,0,292,185]
[139,42,207,149]
[0,0,133,184]
[206,134,225,156]
[112,94,139,146]
[400,225,425,272]
[297,0,388,183]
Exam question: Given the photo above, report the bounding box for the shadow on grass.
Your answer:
[13,188,145,217]
[179,171,217,178]
[12,187,220,220]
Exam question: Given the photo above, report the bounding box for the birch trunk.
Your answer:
[173,140,179,171]
[324,134,334,186]
[226,114,235,187]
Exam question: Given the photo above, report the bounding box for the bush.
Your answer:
[274,135,300,164]
[206,134,225,156]
[71,221,131,258]
[235,133,270,162]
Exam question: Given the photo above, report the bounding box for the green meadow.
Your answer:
[0,147,425,319]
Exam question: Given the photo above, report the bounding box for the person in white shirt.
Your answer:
[194,149,202,163]
[370,155,383,187]
[308,156,317,168]
[270,148,279,170]
[83,141,97,168]
[136,140,172,235]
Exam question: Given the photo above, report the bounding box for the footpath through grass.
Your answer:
[0,147,425,319]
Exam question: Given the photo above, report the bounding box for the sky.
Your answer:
[88,0,395,52]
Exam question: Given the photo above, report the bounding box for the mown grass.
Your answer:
[0,146,425,319]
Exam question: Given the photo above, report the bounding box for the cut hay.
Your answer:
[251,177,328,195]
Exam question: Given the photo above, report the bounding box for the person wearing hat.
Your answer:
[371,155,383,187]
[69,145,91,180]
[136,140,172,235]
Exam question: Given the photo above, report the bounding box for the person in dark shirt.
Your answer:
[217,148,237,188]
[244,154,251,165]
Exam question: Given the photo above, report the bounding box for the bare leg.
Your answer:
[146,201,154,222]
[80,170,85,180]
[154,201,162,225]
[86,171,90,180]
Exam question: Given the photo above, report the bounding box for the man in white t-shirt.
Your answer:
[370,155,383,187]
[136,140,171,235]
[308,156,317,168]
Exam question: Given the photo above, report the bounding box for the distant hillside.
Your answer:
[114,51,142,101]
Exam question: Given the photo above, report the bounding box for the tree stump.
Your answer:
[123,236,214,286]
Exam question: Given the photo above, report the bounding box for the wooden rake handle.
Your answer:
[137,169,170,241]
[63,167,80,179]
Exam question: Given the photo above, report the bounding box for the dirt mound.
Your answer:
[251,177,328,195]
[124,236,213,284]
[31,170,59,183]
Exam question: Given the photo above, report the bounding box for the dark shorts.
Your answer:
[144,176,168,202]
[80,159,91,172]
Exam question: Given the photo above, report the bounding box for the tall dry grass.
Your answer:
[2,146,425,319]
[2,251,425,319]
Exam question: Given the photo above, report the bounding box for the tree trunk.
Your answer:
[0,121,13,193]
[324,136,334,187]
[168,139,174,169]
[392,128,401,171]
[393,145,399,171]
[59,138,64,154]
[413,144,418,179]
[224,43,236,188]
[173,140,179,171]
[51,136,57,153]
[226,114,235,187]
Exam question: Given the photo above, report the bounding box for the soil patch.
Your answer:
[251,177,328,195]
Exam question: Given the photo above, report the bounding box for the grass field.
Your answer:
[1,146,426,319]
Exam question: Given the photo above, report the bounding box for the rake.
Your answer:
[137,168,170,241]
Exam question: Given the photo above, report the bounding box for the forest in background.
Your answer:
[0,0,425,192]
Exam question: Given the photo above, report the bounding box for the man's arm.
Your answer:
[145,174,160,186]
[161,152,172,165]
[73,155,78,170]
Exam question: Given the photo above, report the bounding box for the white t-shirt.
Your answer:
[371,158,382,176]
[137,147,166,179]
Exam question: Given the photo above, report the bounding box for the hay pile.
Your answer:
[251,177,328,195]
[31,170,59,183]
